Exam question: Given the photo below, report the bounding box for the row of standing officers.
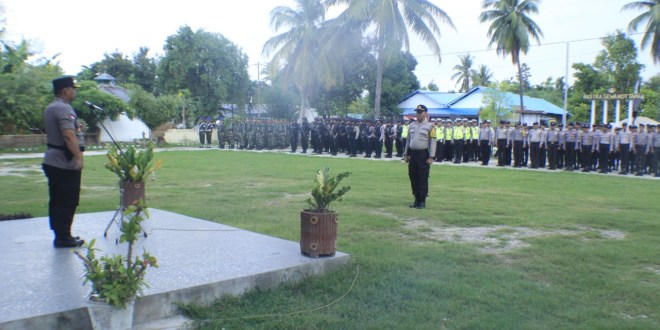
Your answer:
[194,116,660,177]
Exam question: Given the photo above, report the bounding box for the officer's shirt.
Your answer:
[406,120,437,155]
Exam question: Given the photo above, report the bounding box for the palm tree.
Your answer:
[622,0,660,64]
[262,0,329,118]
[452,54,474,92]
[480,0,543,117]
[326,0,455,119]
[471,64,494,87]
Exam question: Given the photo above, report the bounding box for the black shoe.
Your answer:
[415,202,426,209]
[54,237,84,248]
[409,201,419,208]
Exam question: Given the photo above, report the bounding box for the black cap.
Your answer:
[551,122,556,126]
[568,122,574,126]
[622,122,628,126]
[52,76,79,93]
[415,105,427,113]
[533,122,538,125]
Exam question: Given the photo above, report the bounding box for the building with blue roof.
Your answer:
[399,86,569,124]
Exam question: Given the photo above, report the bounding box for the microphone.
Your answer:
[84,101,104,111]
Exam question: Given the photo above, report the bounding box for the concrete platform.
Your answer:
[0,209,350,329]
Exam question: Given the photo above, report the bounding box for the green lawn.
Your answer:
[1,149,658,329]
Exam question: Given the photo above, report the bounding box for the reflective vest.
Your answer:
[453,126,465,139]
[472,127,479,139]
[437,126,445,140]
[402,125,409,139]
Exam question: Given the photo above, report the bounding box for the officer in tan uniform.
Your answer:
[404,105,437,209]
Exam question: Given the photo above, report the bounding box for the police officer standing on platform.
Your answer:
[404,105,436,209]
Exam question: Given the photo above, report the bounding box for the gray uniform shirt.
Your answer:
[405,120,437,156]
[528,128,542,143]
[42,98,82,170]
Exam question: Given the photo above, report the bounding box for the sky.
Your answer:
[1,0,658,92]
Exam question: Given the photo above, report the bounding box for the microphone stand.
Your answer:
[86,102,133,238]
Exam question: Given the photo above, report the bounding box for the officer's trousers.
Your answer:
[408,149,430,203]
[513,140,523,167]
[480,140,491,165]
[565,142,576,170]
[43,164,81,238]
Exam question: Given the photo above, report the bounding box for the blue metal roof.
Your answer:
[398,87,567,117]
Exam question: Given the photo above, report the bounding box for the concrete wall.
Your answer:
[0,134,46,148]
[163,129,199,144]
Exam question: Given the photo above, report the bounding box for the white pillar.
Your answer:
[628,99,634,125]
[615,100,621,124]
[590,100,596,126]
[602,100,608,124]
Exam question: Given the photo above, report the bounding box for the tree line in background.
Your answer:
[0,0,658,135]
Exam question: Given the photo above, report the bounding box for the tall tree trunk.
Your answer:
[374,27,385,120]
[517,60,524,123]
[374,51,384,120]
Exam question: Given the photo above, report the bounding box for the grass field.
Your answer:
[1,148,659,329]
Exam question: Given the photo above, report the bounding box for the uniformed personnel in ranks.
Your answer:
[434,120,446,162]
[479,120,493,166]
[563,122,578,171]
[579,124,595,172]
[512,122,525,167]
[452,119,465,164]
[204,116,214,148]
[444,120,453,162]
[649,124,659,177]
[527,122,542,169]
[504,121,513,165]
[198,116,208,148]
[632,124,648,176]
[216,118,225,148]
[404,105,436,209]
[495,120,508,166]
[546,122,559,170]
[557,123,566,169]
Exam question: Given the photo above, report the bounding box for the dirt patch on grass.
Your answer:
[368,210,626,254]
[0,162,42,177]
[405,221,625,254]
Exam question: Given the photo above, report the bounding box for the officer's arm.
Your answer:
[62,129,83,169]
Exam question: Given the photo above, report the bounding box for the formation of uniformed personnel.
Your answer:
[404,105,436,209]
[200,113,658,179]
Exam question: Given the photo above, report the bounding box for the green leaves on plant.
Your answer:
[307,166,351,213]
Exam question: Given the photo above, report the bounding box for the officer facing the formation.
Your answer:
[404,105,437,209]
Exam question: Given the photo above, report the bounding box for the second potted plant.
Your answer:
[300,166,351,258]
[75,205,158,329]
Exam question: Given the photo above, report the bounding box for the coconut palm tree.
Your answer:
[262,0,331,118]
[471,64,494,87]
[480,0,543,116]
[326,0,455,119]
[452,54,474,92]
[622,0,660,64]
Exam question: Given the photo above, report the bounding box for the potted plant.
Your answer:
[300,166,351,258]
[105,142,160,207]
[75,205,158,329]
